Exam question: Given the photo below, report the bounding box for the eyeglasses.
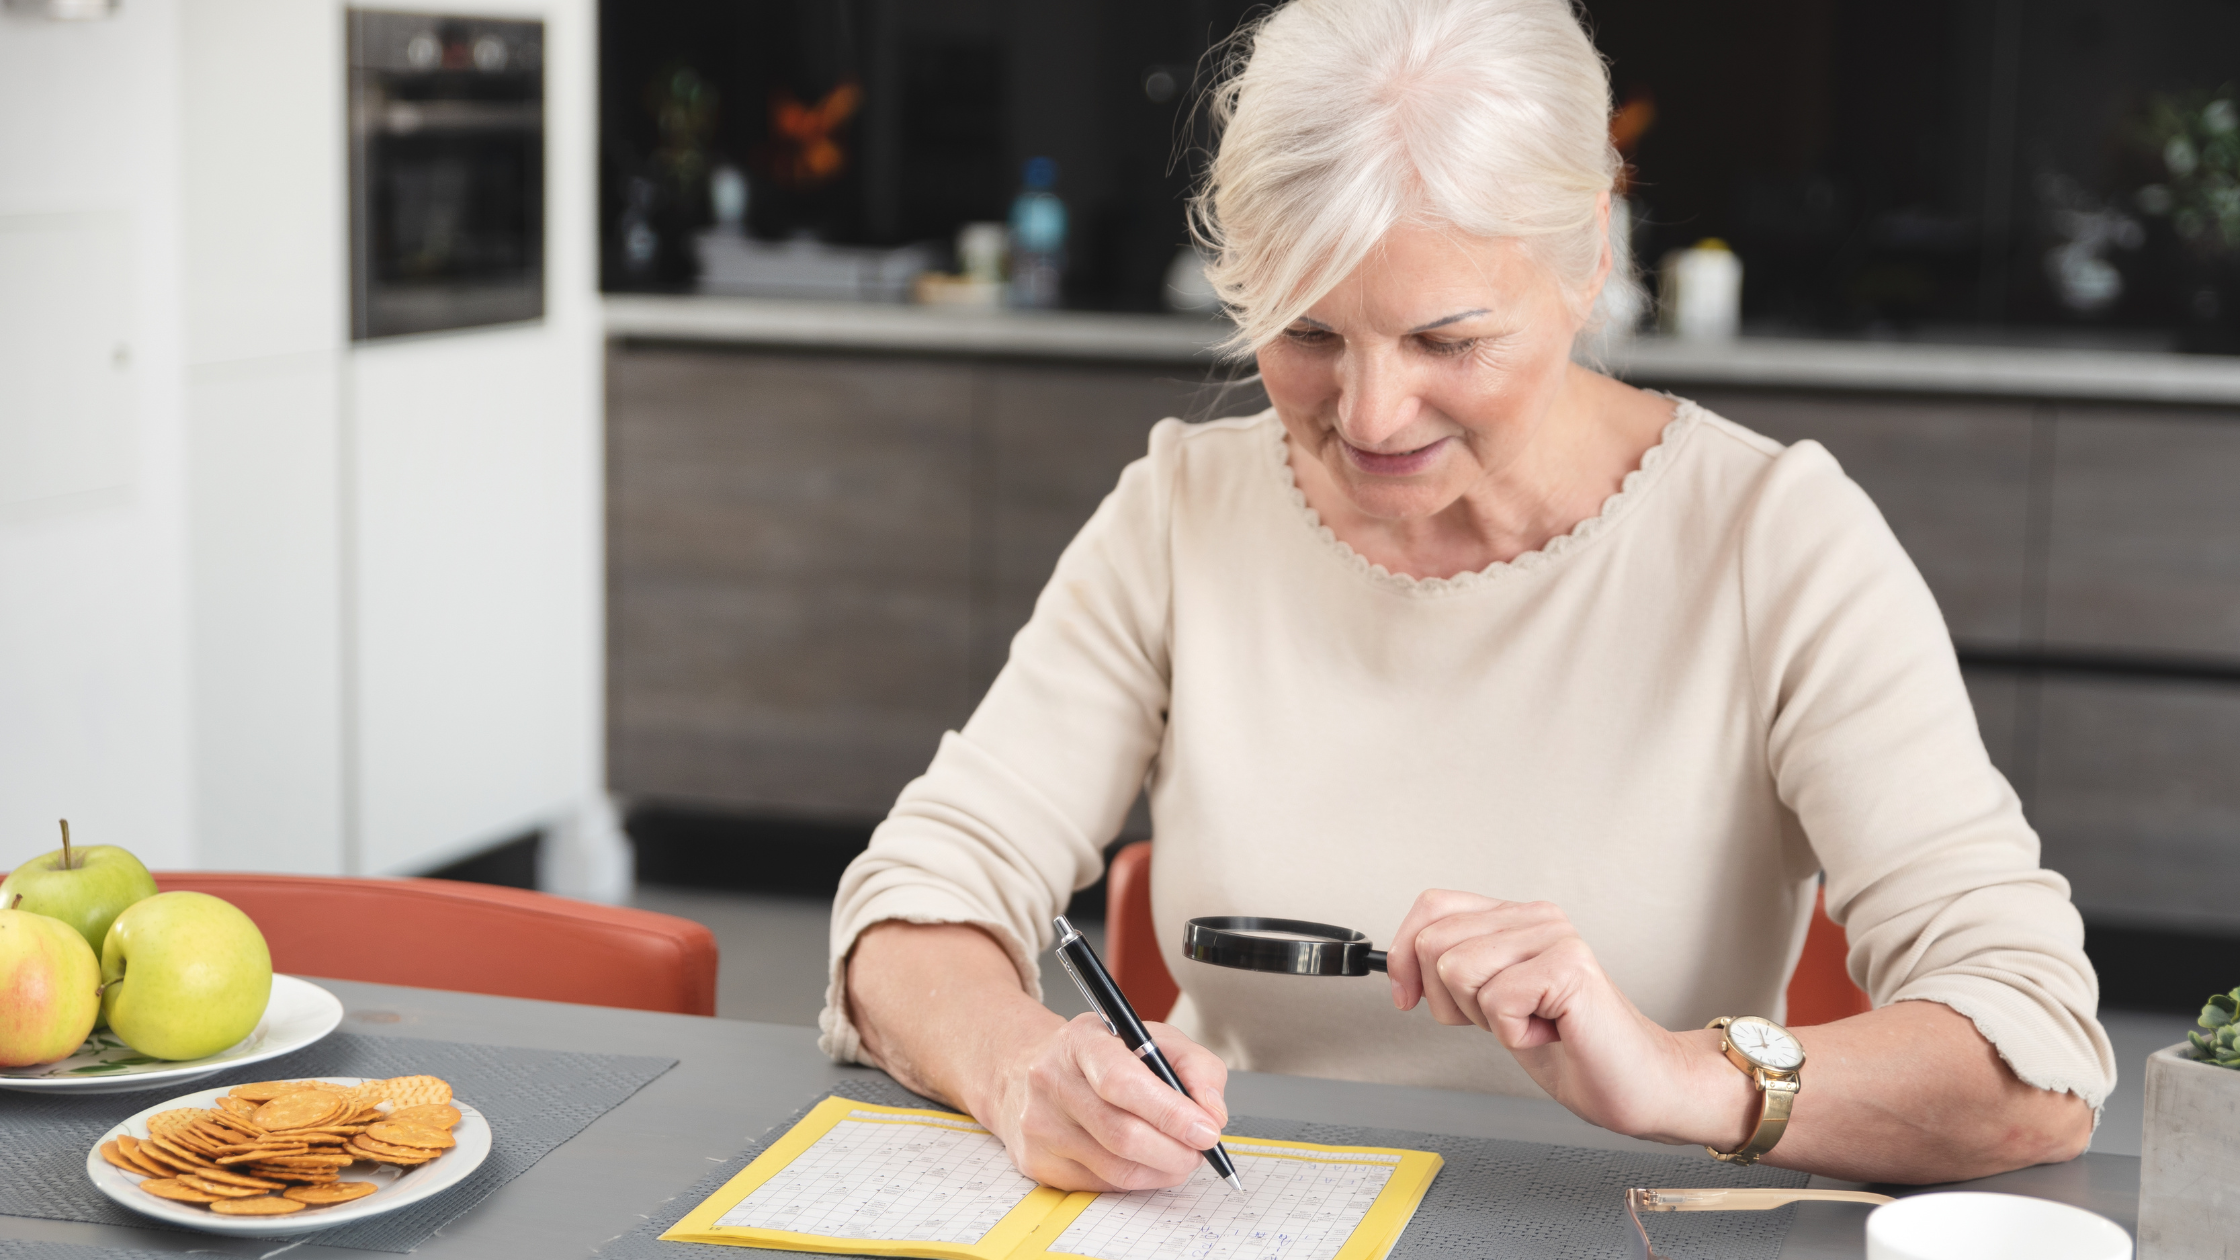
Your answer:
[1625,1187,1895,1260]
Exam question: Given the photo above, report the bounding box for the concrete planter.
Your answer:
[2140,1042,2240,1258]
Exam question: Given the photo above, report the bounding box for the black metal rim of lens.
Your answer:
[1182,916,1388,976]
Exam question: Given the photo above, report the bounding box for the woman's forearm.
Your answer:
[846,920,1064,1119]
[1768,1000,2093,1183]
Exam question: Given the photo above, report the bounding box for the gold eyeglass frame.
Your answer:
[1623,1187,1895,1260]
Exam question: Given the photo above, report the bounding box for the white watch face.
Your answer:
[1728,1017,1804,1071]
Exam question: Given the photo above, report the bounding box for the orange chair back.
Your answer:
[1104,842,1179,1021]
[1101,842,1870,1026]
[146,873,719,1016]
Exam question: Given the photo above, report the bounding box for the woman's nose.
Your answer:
[1336,349,1421,449]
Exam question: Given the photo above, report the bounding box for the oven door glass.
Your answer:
[350,10,544,340]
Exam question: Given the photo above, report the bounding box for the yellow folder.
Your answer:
[661,1096,1443,1260]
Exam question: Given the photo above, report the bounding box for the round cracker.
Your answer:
[145,1108,204,1138]
[227,1081,302,1102]
[175,1175,268,1198]
[190,1166,285,1190]
[209,1195,308,1216]
[284,1180,379,1205]
[364,1121,454,1150]
[387,1103,461,1130]
[379,1074,452,1107]
[254,1091,344,1131]
[99,1141,143,1175]
[140,1178,221,1203]
[347,1140,435,1165]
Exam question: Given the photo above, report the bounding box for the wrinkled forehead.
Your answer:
[1292,224,1565,332]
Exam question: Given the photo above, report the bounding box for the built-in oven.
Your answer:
[348,10,544,340]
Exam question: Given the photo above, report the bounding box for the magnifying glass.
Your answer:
[1182,916,1387,977]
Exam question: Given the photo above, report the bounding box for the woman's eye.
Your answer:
[1282,326,1335,347]
[1419,337,1477,357]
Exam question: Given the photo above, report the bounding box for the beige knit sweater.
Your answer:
[821,400,2115,1109]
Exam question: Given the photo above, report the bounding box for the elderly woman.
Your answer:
[824,0,2113,1192]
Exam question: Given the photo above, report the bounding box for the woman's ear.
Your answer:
[1568,188,1621,329]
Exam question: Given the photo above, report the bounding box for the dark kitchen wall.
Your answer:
[1590,0,2240,347]
[600,0,1258,309]
[603,0,2240,342]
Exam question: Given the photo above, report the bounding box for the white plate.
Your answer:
[0,975,343,1093]
[87,1077,490,1237]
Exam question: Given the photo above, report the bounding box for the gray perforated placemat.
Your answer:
[592,1077,1809,1260]
[0,1031,676,1253]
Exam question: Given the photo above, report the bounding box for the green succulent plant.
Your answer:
[2188,989,2240,1069]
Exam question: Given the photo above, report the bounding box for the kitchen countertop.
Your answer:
[605,293,2240,407]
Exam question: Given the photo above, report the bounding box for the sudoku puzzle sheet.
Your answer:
[714,1110,1037,1244]
[1048,1143,1399,1260]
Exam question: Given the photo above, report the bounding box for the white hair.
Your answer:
[1188,0,1638,358]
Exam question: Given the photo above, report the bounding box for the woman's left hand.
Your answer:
[1385,890,1751,1148]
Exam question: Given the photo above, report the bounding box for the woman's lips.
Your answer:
[1341,436,1449,477]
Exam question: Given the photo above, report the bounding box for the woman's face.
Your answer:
[1256,221,1595,523]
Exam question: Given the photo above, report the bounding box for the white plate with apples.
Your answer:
[3,822,342,1093]
[0,975,343,1094]
[87,1077,492,1237]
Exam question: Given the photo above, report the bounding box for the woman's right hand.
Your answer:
[846,920,1229,1193]
[977,1013,1230,1191]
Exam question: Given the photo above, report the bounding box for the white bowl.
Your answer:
[1867,1192,2131,1260]
[87,1077,491,1237]
[0,975,343,1094]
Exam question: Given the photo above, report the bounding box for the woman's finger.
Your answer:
[1058,1022,1219,1174]
[1428,919,1579,1035]
[1148,1021,1229,1128]
[1388,888,1502,1011]
[1013,1091,1177,1191]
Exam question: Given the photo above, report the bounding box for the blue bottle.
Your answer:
[1008,157,1067,309]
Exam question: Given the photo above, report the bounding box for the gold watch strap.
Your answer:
[1708,1074,1797,1164]
[1704,1017,1799,1166]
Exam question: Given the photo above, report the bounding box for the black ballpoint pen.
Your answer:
[1052,914,1246,1195]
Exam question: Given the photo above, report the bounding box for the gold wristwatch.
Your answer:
[1704,1016,1804,1165]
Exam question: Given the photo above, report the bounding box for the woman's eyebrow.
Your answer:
[1407,309,1490,333]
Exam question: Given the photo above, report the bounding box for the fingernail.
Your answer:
[1189,1122,1219,1148]
[1209,1090,1229,1124]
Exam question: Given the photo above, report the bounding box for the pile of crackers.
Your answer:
[97,1075,462,1218]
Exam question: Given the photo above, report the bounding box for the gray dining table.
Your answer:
[0,978,2139,1258]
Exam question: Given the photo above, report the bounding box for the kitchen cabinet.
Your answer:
[2045,404,2240,663]
[606,344,1263,818]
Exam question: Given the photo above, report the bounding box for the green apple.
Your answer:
[100,891,272,1061]
[0,900,103,1066]
[1,820,159,960]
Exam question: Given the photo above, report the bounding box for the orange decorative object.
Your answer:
[770,81,862,187]
[141,873,719,1016]
[1104,845,1870,1031]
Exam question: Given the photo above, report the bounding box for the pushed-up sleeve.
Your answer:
[1742,440,2115,1109]
[819,419,1186,1063]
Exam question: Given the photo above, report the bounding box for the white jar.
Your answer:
[1658,238,1743,342]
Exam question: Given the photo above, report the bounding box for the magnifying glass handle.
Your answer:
[1366,950,1388,973]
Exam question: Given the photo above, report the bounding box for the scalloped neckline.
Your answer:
[1269,398,1700,596]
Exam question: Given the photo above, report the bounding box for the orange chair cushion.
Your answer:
[1104,845,1870,1028]
[143,873,719,1016]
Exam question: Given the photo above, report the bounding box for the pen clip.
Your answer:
[1055,949,1119,1037]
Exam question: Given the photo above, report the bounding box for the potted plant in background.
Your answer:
[2139,987,2240,1257]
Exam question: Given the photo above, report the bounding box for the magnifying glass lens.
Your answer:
[1183,916,1388,977]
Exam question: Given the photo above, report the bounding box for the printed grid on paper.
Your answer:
[1049,1146,1400,1260]
[713,1112,1040,1244]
